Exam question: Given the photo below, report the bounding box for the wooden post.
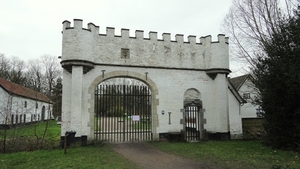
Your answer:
[64,132,68,154]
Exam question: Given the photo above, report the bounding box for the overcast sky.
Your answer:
[1,0,238,74]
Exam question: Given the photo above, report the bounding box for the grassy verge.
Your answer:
[1,120,60,139]
[0,120,61,152]
[1,121,138,168]
[0,144,138,169]
[2,121,299,169]
[151,141,299,169]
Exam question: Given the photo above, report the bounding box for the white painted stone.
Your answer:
[70,66,83,135]
[228,87,243,139]
[0,87,53,125]
[239,78,260,118]
[60,19,242,140]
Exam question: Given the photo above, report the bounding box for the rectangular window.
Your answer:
[24,101,27,108]
[36,103,38,109]
[243,93,251,99]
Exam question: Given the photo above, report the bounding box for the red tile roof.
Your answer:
[0,77,52,103]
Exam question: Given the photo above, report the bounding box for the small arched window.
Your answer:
[24,101,27,108]
[36,103,38,109]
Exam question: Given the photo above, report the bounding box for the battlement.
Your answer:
[62,19,230,71]
[62,19,228,44]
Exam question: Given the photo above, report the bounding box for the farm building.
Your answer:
[229,74,261,118]
[0,77,53,126]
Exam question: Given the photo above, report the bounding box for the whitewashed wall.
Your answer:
[0,87,9,124]
[0,87,53,125]
[228,88,243,139]
[60,19,239,140]
[61,20,229,70]
[239,78,259,118]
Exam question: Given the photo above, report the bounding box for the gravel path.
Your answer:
[110,142,222,169]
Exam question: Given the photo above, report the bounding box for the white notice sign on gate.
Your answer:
[132,115,140,121]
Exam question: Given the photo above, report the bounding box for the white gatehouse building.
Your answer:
[60,19,246,144]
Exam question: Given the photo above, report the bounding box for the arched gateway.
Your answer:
[60,19,237,144]
[90,72,159,142]
[94,78,153,142]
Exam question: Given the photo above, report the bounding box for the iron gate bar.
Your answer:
[134,85,137,141]
[123,85,125,142]
[95,83,152,142]
[126,85,128,141]
[142,86,144,141]
[114,85,116,142]
[184,106,201,141]
[106,85,109,142]
[129,85,133,141]
[100,85,103,141]
[115,85,117,142]
[99,84,102,141]
[95,86,98,140]
[106,85,109,141]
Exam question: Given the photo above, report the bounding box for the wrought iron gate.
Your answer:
[94,84,152,142]
[184,106,200,141]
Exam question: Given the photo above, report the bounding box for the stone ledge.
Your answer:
[61,60,95,74]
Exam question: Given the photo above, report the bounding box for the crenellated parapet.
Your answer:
[60,19,235,142]
[61,19,230,74]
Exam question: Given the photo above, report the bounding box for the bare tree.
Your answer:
[52,77,62,118]
[25,55,62,96]
[40,55,62,97]
[0,54,10,80]
[9,56,27,84]
[0,54,29,87]
[221,0,298,75]
[26,59,46,92]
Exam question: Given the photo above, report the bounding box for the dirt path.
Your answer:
[110,142,222,169]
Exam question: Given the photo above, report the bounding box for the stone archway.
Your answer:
[183,88,206,140]
[87,70,159,141]
[94,78,152,142]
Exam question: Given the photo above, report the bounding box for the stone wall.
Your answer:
[61,19,229,71]
[60,19,236,141]
[242,118,264,139]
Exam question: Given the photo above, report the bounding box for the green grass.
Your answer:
[1,121,138,168]
[0,144,138,169]
[2,122,300,169]
[1,120,60,139]
[0,120,61,152]
[94,117,100,131]
[151,141,300,169]
[131,121,151,130]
